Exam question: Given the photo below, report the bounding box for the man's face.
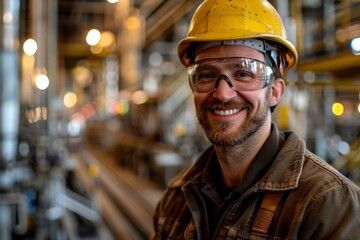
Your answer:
[192,45,275,147]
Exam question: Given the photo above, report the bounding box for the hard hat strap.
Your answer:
[265,51,283,79]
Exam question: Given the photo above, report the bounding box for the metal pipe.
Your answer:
[0,0,20,163]
[0,193,28,235]
[60,189,100,222]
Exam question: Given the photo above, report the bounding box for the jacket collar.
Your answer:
[256,131,305,190]
[169,130,306,191]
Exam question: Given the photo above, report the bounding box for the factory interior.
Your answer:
[0,0,360,239]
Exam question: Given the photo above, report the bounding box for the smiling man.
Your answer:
[151,0,360,239]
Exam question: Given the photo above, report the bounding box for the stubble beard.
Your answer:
[198,90,271,148]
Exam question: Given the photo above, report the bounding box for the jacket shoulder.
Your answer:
[303,149,360,191]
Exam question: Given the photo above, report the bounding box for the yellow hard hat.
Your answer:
[178,0,298,72]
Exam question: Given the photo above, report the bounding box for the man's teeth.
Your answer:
[214,109,240,116]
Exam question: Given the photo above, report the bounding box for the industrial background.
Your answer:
[0,0,360,239]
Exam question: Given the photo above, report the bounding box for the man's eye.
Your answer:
[197,72,217,80]
[234,71,253,80]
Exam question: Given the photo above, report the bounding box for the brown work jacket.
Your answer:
[152,128,360,239]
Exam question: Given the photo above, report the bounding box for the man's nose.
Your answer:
[212,76,237,102]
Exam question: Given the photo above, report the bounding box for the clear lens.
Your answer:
[188,57,274,93]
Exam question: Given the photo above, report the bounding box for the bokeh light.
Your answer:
[86,29,101,46]
[35,74,49,90]
[64,92,78,108]
[332,102,344,116]
[23,38,38,56]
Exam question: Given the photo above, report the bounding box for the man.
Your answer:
[152,0,360,239]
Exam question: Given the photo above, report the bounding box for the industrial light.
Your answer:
[332,102,344,116]
[3,11,12,24]
[131,90,148,105]
[23,38,38,56]
[350,37,360,55]
[86,29,101,46]
[125,16,141,31]
[99,31,115,48]
[35,74,49,90]
[64,92,78,108]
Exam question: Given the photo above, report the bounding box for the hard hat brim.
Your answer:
[178,31,298,72]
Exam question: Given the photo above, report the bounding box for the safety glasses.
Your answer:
[188,57,275,93]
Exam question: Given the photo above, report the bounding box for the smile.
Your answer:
[214,108,240,116]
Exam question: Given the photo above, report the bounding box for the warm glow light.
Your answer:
[90,45,103,54]
[174,123,186,137]
[335,29,347,43]
[26,107,47,123]
[86,29,101,46]
[41,107,47,120]
[131,90,148,105]
[107,0,119,3]
[23,38,38,56]
[35,74,49,90]
[358,103,360,113]
[3,11,12,24]
[332,102,344,116]
[64,92,78,108]
[73,66,93,86]
[125,16,141,30]
[99,31,115,48]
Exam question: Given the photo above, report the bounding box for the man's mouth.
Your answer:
[214,108,240,116]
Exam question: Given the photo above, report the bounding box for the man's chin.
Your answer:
[205,130,244,147]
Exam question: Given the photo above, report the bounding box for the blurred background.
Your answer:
[0,0,360,239]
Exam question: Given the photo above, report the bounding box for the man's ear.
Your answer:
[269,78,285,108]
